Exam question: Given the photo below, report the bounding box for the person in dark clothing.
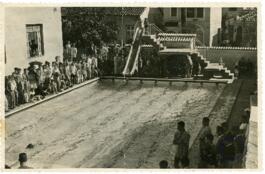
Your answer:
[18,153,32,169]
[159,160,169,169]
[246,58,253,75]
[233,126,246,168]
[217,123,235,168]
[216,125,225,168]
[238,57,247,76]
[200,134,217,168]
[35,82,47,99]
[173,121,190,168]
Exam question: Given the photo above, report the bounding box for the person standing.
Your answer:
[198,117,212,167]
[8,75,17,109]
[87,55,92,79]
[233,126,246,168]
[15,68,25,105]
[216,123,235,168]
[200,134,217,168]
[52,62,61,92]
[55,56,61,66]
[70,62,77,84]
[5,94,9,112]
[173,121,190,168]
[23,70,30,103]
[71,43,78,62]
[65,41,72,61]
[91,54,98,77]
[215,125,225,167]
[64,62,71,87]
[186,55,193,78]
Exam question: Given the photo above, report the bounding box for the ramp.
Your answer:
[122,28,143,76]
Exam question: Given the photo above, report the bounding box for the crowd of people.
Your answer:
[159,109,251,169]
[5,53,99,112]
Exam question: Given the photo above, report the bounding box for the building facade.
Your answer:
[221,8,257,47]
[148,7,222,46]
[5,7,63,75]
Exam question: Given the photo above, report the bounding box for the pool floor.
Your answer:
[5,80,225,168]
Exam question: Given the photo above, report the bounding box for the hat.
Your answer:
[18,153,27,163]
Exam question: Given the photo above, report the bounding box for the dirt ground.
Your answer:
[5,80,225,168]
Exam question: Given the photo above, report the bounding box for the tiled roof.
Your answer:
[158,33,196,42]
[158,33,196,37]
[157,33,195,42]
[62,7,145,16]
[196,46,257,50]
[158,37,193,42]
[98,7,145,16]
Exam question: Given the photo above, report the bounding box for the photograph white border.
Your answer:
[0,0,263,173]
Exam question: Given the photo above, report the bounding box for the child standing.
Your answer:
[70,62,77,84]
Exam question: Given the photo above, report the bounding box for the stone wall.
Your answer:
[197,46,257,71]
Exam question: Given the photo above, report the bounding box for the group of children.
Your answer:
[5,55,99,112]
[159,111,250,169]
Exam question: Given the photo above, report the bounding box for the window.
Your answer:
[197,8,204,18]
[26,24,44,58]
[171,8,177,17]
[186,8,204,18]
[187,8,195,18]
[126,25,134,43]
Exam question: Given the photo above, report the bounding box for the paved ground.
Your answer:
[5,80,225,169]
[228,78,257,129]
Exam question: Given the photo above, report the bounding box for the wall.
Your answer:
[210,8,222,46]
[197,47,257,71]
[148,8,164,29]
[162,8,181,23]
[184,8,211,46]
[5,7,63,75]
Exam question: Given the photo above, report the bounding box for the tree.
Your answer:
[62,7,119,55]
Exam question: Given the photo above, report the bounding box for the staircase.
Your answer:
[141,33,234,82]
[122,7,234,82]
[142,35,166,50]
[191,52,234,81]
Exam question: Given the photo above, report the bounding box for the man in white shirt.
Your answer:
[71,43,78,61]
[87,55,92,79]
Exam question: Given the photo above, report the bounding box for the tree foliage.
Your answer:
[62,7,119,53]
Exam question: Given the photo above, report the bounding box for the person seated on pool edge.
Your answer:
[159,160,169,168]
[18,152,32,169]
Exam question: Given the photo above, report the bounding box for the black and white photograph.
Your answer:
[1,3,259,170]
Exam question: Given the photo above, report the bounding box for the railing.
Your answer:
[147,23,163,35]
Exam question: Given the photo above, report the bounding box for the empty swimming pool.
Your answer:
[5,79,225,168]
